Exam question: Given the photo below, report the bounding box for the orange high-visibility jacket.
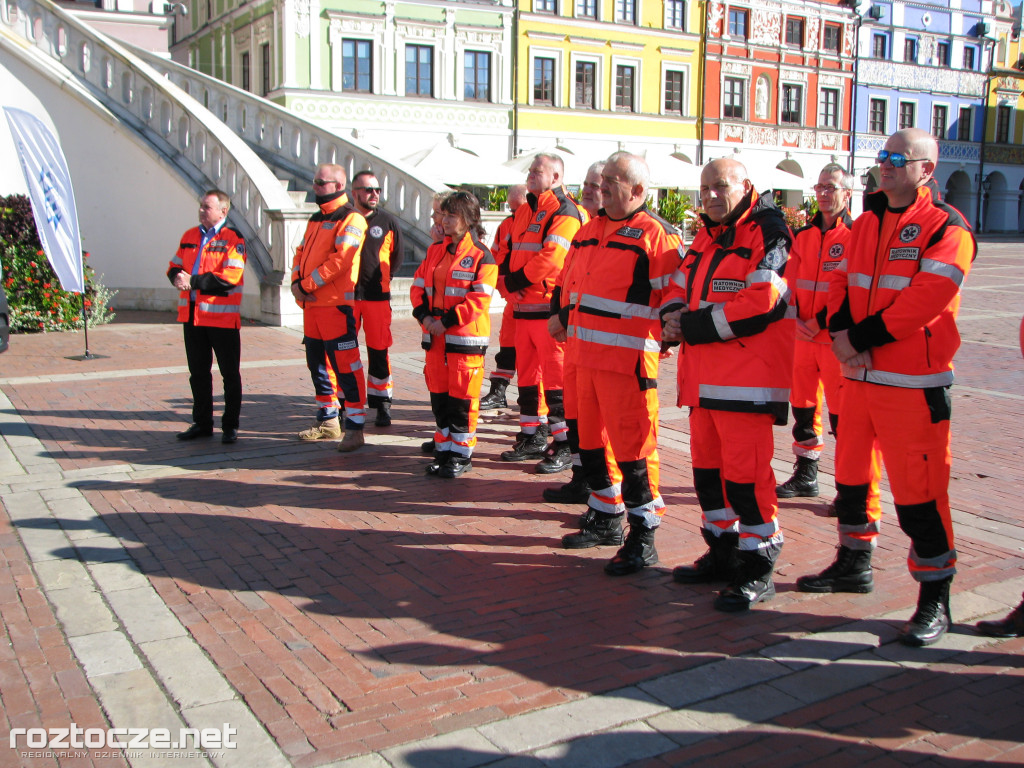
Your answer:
[291,194,366,306]
[828,184,976,388]
[789,210,853,342]
[662,190,794,424]
[411,232,498,355]
[167,224,246,329]
[556,206,682,378]
[491,213,516,299]
[500,187,584,319]
[355,207,404,301]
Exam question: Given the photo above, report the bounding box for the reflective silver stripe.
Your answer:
[877,274,911,291]
[697,300,715,309]
[225,258,245,269]
[413,277,426,287]
[784,303,798,319]
[446,287,468,297]
[177,297,188,307]
[711,304,734,340]
[228,285,243,295]
[920,258,965,287]
[796,278,823,292]
[589,483,625,515]
[738,529,783,550]
[446,334,489,346]
[836,258,847,271]
[569,290,580,305]
[843,365,954,388]
[471,283,495,296]
[311,270,326,287]
[700,384,790,403]
[669,269,687,289]
[747,269,788,296]
[511,243,543,252]
[344,291,355,301]
[910,547,957,572]
[171,255,183,266]
[344,225,363,237]
[573,326,661,352]
[544,234,571,250]
[701,506,736,524]
[650,274,671,290]
[421,332,431,345]
[848,272,873,289]
[740,521,779,539]
[579,294,659,320]
[336,235,362,249]
[197,302,240,314]
[514,302,551,312]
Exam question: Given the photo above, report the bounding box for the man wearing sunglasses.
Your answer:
[349,170,404,428]
[291,163,368,452]
[798,128,976,647]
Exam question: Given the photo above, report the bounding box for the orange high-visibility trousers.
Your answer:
[303,304,366,429]
[515,318,564,437]
[354,299,394,407]
[790,340,842,459]
[424,342,484,458]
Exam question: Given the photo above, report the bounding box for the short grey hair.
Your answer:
[606,151,650,191]
[586,161,606,178]
[819,163,854,191]
[534,153,565,177]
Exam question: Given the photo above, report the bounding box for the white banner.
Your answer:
[3,106,84,292]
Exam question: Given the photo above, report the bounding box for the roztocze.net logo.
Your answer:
[38,167,64,228]
[9,723,237,752]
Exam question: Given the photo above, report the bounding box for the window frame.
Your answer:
[869,97,887,134]
[663,67,686,116]
[405,43,434,98]
[872,33,887,59]
[260,43,270,97]
[781,83,802,125]
[898,100,916,130]
[532,55,556,106]
[241,50,250,92]
[996,104,1013,143]
[785,17,804,48]
[963,45,976,70]
[727,8,748,39]
[823,23,841,53]
[341,38,373,94]
[575,0,597,19]
[665,0,685,30]
[573,57,599,110]
[932,103,948,140]
[534,0,557,13]
[614,62,637,112]
[936,41,950,66]
[723,76,745,120]
[903,36,917,63]
[958,106,973,141]
[818,86,839,129]
[616,0,637,24]
[463,50,491,103]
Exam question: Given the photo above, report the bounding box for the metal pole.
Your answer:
[976,40,994,233]
[511,6,519,158]
[697,0,707,166]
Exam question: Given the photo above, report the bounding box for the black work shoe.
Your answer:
[796,546,874,593]
[438,455,472,479]
[898,577,953,647]
[976,600,1024,637]
[776,456,820,498]
[604,521,658,576]
[825,497,839,517]
[542,474,592,504]
[375,403,392,427]
[535,441,571,474]
[425,451,450,476]
[221,428,238,444]
[577,508,596,528]
[177,424,214,440]
[672,529,740,584]
[562,512,623,549]
[500,431,548,461]
[421,439,437,455]
[479,379,509,411]
[713,545,779,612]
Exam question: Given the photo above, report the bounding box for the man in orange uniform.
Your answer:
[480,183,527,411]
[797,128,975,647]
[497,154,584,463]
[168,190,246,444]
[291,164,368,452]
[559,153,681,575]
[776,164,853,500]
[663,158,793,612]
[350,170,404,428]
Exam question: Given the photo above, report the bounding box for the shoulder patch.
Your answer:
[899,224,922,243]
[758,245,787,270]
[459,256,475,269]
[369,225,384,239]
[828,243,844,259]
[536,211,548,223]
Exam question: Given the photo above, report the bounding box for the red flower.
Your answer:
[43,283,51,289]
[29,261,37,268]
[36,250,44,256]
[84,300,92,308]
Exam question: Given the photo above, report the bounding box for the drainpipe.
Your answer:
[976,38,995,233]
[512,4,520,157]
[848,10,862,177]
[697,0,708,165]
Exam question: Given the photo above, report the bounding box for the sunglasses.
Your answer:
[813,184,842,194]
[312,178,339,186]
[354,186,382,194]
[875,150,928,168]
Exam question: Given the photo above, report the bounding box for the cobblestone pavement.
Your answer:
[2,241,1024,768]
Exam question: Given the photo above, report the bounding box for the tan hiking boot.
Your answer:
[298,416,341,441]
[337,429,365,452]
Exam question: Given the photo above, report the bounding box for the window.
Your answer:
[535,0,556,12]
[932,105,947,139]
[997,105,1012,143]
[936,41,950,66]
[781,84,802,124]
[785,17,804,47]
[575,61,596,109]
[464,51,490,101]
[958,106,973,141]
[615,64,636,112]
[869,98,887,134]
[723,77,744,119]
[963,46,976,70]
[904,37,917,63]
[260,43,270,97]
[342,39,372,93]
[405,44,433,97]
[823,24,841,52]
[576,0,596,18]
[898,101,916,129]
[819,87,838,128]
[728,8,748,39]
[534,57,555,105]
[665,70,684,114]
[666,0,685,30]
[241,51,250,91]
[872,34,887,59]
[616,0,636,24]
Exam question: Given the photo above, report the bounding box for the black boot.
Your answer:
[776,456,820,498]
[796,546,874,593]
[714,543,780,612]
[604,519,658,576]
[535,441,572,474]
[375,402,392,427]
[438,454,472,479]
[425,450,451,475]
[672,528,740,584]
[562,512,623,549]
[479,378,509,411]
[500,430,548,461]
[542,471,592,504]
[898,576,953,647]
[976,599,1024,637]
[421,439,437,455]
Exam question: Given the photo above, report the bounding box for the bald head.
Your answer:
[893,128,939,164]
[878,128,938,207]
[700,159,753,224]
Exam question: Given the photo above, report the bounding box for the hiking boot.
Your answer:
[298,416,341,441]
[796,546,874,593]
[898,576,952,647]
[500,431,547,461]
[976,599,1024,638]
[776,456,820,498]
[535,441,571,474]
[714,543,780,612]
[479,378,509,411]
[672,529,740,584]
[562,512,623,549]
[375,403,392,427]
[542,473,592,504]
[425,450,450,476]
[337,429,365,453]
[438,455,472,479]
[604,520,658,576]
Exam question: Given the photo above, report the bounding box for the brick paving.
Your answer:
[0,241,1023,767]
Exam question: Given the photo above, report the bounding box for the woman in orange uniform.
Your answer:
[411,191,498,478]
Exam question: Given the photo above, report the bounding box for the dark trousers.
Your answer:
[183,321,241,430]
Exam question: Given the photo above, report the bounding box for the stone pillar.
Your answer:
[262,205,315,326]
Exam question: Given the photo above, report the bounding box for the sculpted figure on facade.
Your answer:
[707,0,724,36]
[751,7,781,45]
[755,75,770,120]
[806,16,819,51]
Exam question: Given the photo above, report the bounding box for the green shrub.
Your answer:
[0,194,116,333]
[487,186,508,212]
